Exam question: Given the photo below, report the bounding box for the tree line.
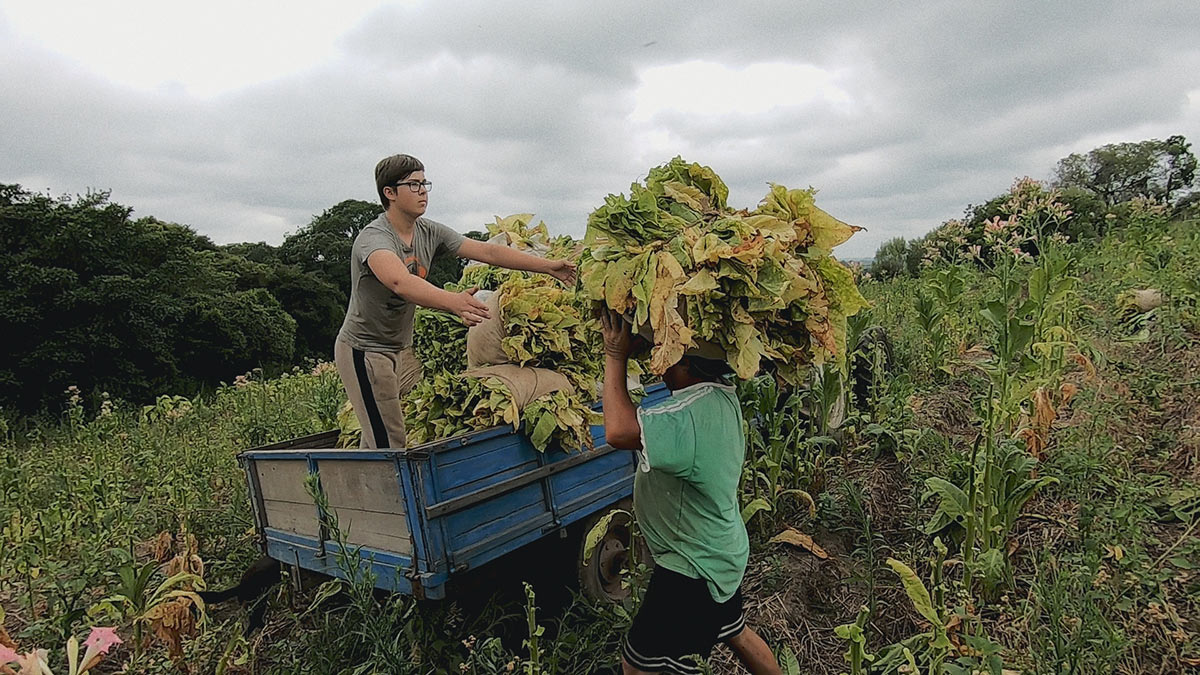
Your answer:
[0,188,481,415]
[869,135,1199,279]
[4,134,1193,416]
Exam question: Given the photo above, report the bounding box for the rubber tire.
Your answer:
[577,498,652,605]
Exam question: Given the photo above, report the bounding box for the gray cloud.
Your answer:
[1,1,1198,259]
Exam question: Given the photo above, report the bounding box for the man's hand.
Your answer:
[544,258,578,286]
[447,287,490,326]
[599,308,634,360]
[599,307,642,450]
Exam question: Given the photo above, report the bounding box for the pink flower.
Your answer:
[77,627,123,674]
[14,649,48,675]
[83,626,122,654]
[0,645,17,664]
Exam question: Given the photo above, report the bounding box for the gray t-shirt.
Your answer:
[337,213,465,352]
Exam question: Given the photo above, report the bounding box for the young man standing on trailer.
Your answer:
[335,153,577,449]
[598,309,783,675]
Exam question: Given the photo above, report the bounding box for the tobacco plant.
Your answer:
[737,376,818,531]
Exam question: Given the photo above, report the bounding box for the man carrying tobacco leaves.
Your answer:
[599,309,782,675]
[335,153,577,449]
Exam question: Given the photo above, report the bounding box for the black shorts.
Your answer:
[621,566,745,674]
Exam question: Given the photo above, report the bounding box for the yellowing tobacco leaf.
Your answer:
[584,159,865,381]
[647,251,693,373]
[809,205,862,252]
[807,313,837,357]
[679,267,720,295]
[815,256,870,317]
[631,252,659,328]
[604,255,640,313]
[731,323,764,379]
[743,214,798,244]
[756,183,814,221]
[692,232,735,264]
[662,180,711,212]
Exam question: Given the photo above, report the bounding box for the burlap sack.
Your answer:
[466,290,507,368]
[463,364,574,410]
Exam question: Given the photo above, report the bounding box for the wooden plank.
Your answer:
[250,430,340,452]
[420,425,510,454]
[434,439,537,492]
[433,435,540,502]
[549,449,626,494]
[438,431,532,463]
[426,445,617,519]
[329,507,413,555]
[553,460,630,507]
[447,498,552,559]
[256,460,314,504]
[443,483,547,544]
[318,460,406,515]
[263,498,319,536]
[450,513,555,570]
[438,460,539,502]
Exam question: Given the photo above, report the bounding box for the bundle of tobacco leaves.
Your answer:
[581,157,869,383]
[396,217,607,452]
[412,307,468,373]
[402,364,603,452]
[460,214,551,289]
[460,213,583,290]
[494,274,597,393]
[402,372,488,445]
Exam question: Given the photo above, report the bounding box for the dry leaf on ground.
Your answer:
[769,527,830,559]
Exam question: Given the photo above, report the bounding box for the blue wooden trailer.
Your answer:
[238,383,668,600]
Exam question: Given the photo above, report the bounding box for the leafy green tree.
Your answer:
[0,185,296,412]
[280,199,382,299]
[222,241,283,265]
[1163,135,1199,202]
[1053,135,1198,206]
[1056,186,1107,240]
[260,264,343,361]
[177,288,296,385]
[212,248,345,362]
[870,237,911,279]
[906,233,928,276]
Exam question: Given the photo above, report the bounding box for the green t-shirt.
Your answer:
[633,381,748,603]
[337,214,465,352]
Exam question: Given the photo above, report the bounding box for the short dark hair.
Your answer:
[683,355,733,382]
[375,154,425,208]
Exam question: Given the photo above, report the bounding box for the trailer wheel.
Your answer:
[578,499,651,604]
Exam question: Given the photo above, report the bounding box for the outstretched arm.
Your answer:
[368,249,490,326]
[457,238,577,286]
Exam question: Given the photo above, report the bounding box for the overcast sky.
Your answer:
[2,1,1198,259]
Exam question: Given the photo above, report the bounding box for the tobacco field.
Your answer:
[2,177,1199,674]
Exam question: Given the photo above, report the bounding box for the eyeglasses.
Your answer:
[394,180,432,193]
